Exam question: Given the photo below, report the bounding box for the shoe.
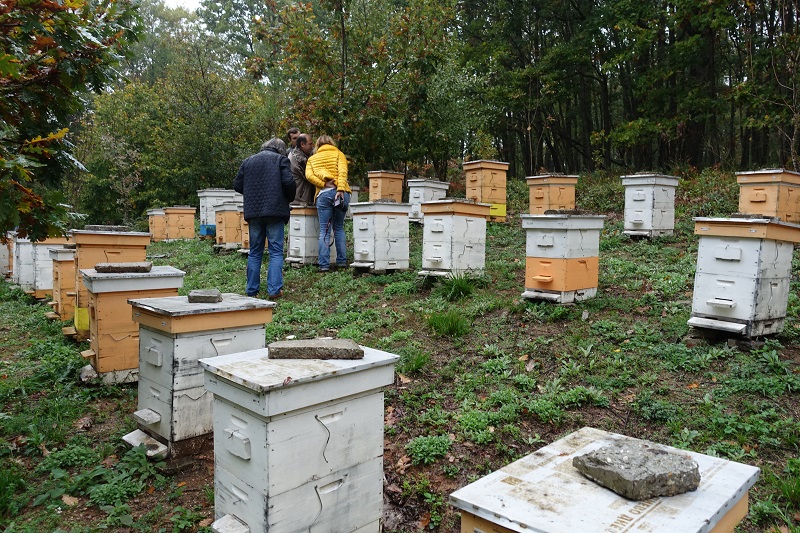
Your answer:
[319,268,330,273]
[246,292,258,297]
[336,263,347,269]
[268,290,283,299]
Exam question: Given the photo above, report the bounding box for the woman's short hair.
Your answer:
[314,135,335,152]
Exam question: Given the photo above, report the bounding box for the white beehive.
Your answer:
[0,237,9,279]
[31,238,72,298]
[450,427,759,533]
[200,346,398,533]
[520,214,605,303]
[123,294,275,459]
[621,173,679,237]
[5,232,15,280]
[12,236,34,289]
[345,185,361,220]
[419,200,491,277]
[350,202,411,272]
[407,179,450,222]
[286,205,334,266]
[689,217,800,336]
[199,189,242,237]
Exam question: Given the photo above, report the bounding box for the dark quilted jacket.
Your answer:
[233,147,296,223]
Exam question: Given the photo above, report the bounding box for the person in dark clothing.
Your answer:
[289,133,316,205]
[233,138,296,298]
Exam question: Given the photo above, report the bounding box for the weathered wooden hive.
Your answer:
[0,236,10,279]
[368,170,404,203]
[688,216,800,337]
[520,213,605,303]
[200,345,398,533]
[72,229,151,335]
[198,188,242,237]
[49,246,77,321]
[286,205,333,266]
[406,179,449,222]
[13,236,71,297]
[214,202,244,249]
[79,265,185,383]
[124,293,275,459]
[736,169,800,223]
[463,160,509,222]
[419,200,491,277]
[621,173,679,237]
[449,427,760,533]
[526,174,578,215]
[350,202,411,272]
[147,208,167,242]
[163,206,197,240]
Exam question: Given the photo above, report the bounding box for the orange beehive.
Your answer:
[147,208,167,242]
[215,204,243,248]
[464,160,509,222]
[736,169,800,223]
[49,247,76,321]
[164,206,196,240]
[241,217,250,250]
[368,171,404,202]
[526,175,578,214]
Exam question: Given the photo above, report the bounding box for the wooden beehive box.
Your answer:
[689,217,800,336]
[198,188,242,237]
[124,294,275,458]
[419,200,491,276]
[199,346,398,533]
[147,208,167,242]
[28,237,71,298]
[49,247,76,321]
[526,174,578,214]
[368,170,404,202]
[621,173,679,237]
[464,160,508,222]
[214,203,243,249]
[0,236,10,279]
[736,169,800,223]
[450,427,759,533]
[407,179,450,221]
[350,202,411,271]
[520,214,605,303]
[240,216,250,250]
[12,236,34,289]
[164,206,196,240]
[79,266,184,383]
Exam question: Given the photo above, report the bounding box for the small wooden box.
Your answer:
[164,206,196,240]
[215,204,243,248]
[368,171,404,202]
[737,169,800,223]
[50,247,76,320]
[147,208,167,242]
[526,175,578,214]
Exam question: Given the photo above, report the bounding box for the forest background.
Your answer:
[2,0,800,232]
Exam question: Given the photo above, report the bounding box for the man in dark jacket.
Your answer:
[233,138,296,298]
[288,133,316,205]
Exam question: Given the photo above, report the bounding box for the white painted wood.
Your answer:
[121,429,168,459]
[691,273,789,323]
[421,214,488,273]
[13,238,34,288]
[449,426,759,533]
[522,226,603,259]
[80,266,185,293]
[521,288,597,304]
[286,208,334,264]
[621,174,678,235]
[695,237,793,278]
[198,189,242,226]
[406,179,449,220]
[137,376,213,441]
[211,514,251,533]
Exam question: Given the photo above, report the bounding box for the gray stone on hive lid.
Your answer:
[188,289,223,303]
[572,441,700,500]
[268,338,364,360]
[94,261,153,273]
[84,225,131,232]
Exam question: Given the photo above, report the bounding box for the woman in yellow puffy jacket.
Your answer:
[305,135,352,272]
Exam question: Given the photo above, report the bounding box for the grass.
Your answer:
[1,168,800,531]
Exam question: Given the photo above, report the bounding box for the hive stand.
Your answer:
[200,346,399,533]
[621,173,679,238]
[198,189,242,237]
[526,174,578,214]
[368,170,404,202]
[418,200,491,277]
[407,179,450,222]
[463,160,509,222]
[688,216,800,337]
[350,202,411,273]
[520,214,605,303]
[450,427,759,533]
[79,266,185,384]
[736,169,800,223]
[147,208,167,242]
[49,247,77,321]
[124,294,276,459]
[286,204,334,267]
[163,206,197,241]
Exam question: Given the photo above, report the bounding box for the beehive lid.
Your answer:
[520,213,605,230]
[525,174,579,185]
[406,179,451,190]
[694,216,800,243]
[420,199,492,217]
[214,203,242,212]
[164,206,197,214]
[129,293,275,316]
[349,202,412,215]
[49,247,76,261]
[197,188,241,196]
[736,168,800,185]
[449,427,760,533]
[80,265,185,293]
[620,173,680,187]
[147,208,165,216]
[289,204,317,215]
[462,160,510,171]
[72,230,151,246]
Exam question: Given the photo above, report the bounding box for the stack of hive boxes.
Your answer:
[13,236,71,298]
[464,160,508,222]
[198,189,242,237]
[736,169,800,222]
[526,174,578,214]
[1,235,11,279]
[407,179,449,222]
[147,208,167,242]
[124,293,276,458]
[419,200,491,277]
[350,202,411,272]
[621,173,679,237]
[286,205,333,266]
[215,202,244,249]
[368,171,404,202]
[48,246,77,321]
[200,346,399,533]
[163,206,197,241]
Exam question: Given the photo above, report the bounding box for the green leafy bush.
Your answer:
[406,435,452,465]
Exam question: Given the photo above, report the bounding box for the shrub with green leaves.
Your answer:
[406,435,452,465]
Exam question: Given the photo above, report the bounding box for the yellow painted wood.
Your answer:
[489,204,507,217]
[694,218,800,244]
[164,207,196,240]
[52,257,76,320]
[149,213,167,242]
[525,256,599,291]
[132,307,273,334]
[421,201,491,218]
[368,171,404,202]
[215,210,243,246]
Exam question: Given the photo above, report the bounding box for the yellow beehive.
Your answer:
[464,160,508,221]
[241,217,250,250]
[526,175,578,214]
[368,171,404,202]
[737,169,800,223]
[49,247,76,321]
[164,206,196,240]
[215,204,243,248]
[147,208,167,242]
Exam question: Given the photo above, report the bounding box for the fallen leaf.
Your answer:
[199,519,213,527]
[518,354,529,361]
[398,373,412,384]
[525,359,536,372]
[75,416,92,430]
[395,455,412,474]
[386,484,402,494]
[177,481,187,487]
[418,512,431,528]
[147,486,155,494]
[687,382,699,389]
[61,494,79,506]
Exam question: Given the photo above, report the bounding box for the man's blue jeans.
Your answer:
[316,189,350,269]
[246,216,285,296]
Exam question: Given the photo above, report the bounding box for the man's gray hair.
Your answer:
[260,138,287,156]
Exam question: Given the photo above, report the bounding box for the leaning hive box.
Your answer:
[526,174,578,215]
[464,160,509,221]
[407,179,450,221]
[736,169,800,223]
[621,173,679,237]
[80,266,185,383]
[450,427,759,533]
[50,247,77,321]
[419,200,491,276]
[72,229,150,334]
[124,294,275,459]
[215,203,244,249]
[520,214,605,303]
[286,205,333,266]
[198,189,242,236]
[200,346,399,533]
[368,170,404,202]
[164,206,197,240]
[688,216,800,337]
[147,208,167,242]
[350,202,411,271]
